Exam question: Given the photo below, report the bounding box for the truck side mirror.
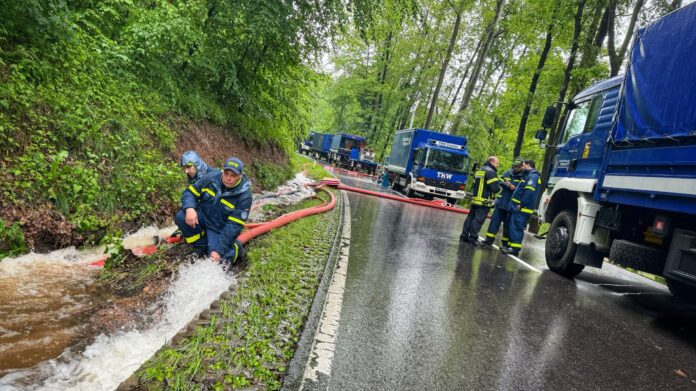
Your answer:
[535,129,548,142]
[535,129,548,149]
[541,106,556,129]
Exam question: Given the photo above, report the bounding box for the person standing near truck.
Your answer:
[460,156,500,245]
[501,159,540,256]
[483,158,524,247]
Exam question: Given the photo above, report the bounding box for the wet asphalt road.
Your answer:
[315,174,696,390]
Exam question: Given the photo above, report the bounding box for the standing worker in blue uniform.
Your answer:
[175,157,252,264]
[483,158,524,247]
[180,150,217,184]
[501,159,541,256]
[460,156,500,245]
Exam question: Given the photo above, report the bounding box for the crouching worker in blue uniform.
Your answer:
[175,157,253,264]
[501,159,540,256]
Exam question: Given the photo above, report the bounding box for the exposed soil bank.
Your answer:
[0,118,292,257]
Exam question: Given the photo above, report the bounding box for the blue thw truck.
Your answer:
[535,3,696,300]
[298,131,314,154]
[385,128,469,204]
[310,132,334,160]
[329,133,367,169]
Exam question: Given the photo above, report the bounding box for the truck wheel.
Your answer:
[391,179,402,191]
[609,239,665,275]
[446,197,457,205]
[667,278,696,303]
[404,180,415,197]
[545,210,585,277]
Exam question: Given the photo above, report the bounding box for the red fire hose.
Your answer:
[89,177,475,267]
[89,186,336,267]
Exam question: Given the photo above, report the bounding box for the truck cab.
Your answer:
[386,129,469,204]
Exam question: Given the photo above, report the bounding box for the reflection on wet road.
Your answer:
[324,175,696,390]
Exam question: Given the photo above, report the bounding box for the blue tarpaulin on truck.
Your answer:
[614,3,696,142]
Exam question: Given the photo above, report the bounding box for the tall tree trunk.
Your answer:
[513,2,559,158]
[607,0,645,76]
[379,104,405,161]
[370,32,394,138]
[440,37,484,129]
[425,9,463,129]
[540,0,587,194]
[452,0,505,132]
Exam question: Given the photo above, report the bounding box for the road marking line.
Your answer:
[485,237,542,273]
[300,193,351,388]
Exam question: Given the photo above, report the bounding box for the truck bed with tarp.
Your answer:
[596,4,696,215]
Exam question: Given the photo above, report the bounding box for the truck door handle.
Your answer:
[569,159,578,171]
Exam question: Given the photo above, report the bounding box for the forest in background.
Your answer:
[0,0,685,258]
[309,0,683,169]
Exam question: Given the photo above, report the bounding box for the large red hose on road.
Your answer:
[90,177,474,268]
[314,178,471,215]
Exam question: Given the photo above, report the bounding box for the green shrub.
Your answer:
[251,161,294,191]
[0,219,27,260]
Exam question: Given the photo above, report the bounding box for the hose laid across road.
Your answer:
[89,176,475,267]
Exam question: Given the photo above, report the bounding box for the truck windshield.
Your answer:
[426,149,468,174]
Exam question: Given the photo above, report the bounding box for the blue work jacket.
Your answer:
[496,169,523,207]
[509,169,541,215]
[182,172,253,254]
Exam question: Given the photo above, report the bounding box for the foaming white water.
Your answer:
[250,173,316,222]
[1,260,234,391]
[121,225,177,249]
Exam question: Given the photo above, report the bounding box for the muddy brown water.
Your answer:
[0,174,317,390]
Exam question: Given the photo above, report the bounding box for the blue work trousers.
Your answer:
[508,210,532,253]
[485,207,511,245]
[175,209,243,262]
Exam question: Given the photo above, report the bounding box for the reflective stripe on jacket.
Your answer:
[509,169,541,214]
[471,162,500,206]
[182,172,253,254]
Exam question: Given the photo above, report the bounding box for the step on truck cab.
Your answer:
[385,128,469,204]
[535,3,696,301]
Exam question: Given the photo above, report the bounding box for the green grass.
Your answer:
[291,153,334,181]
[135,193,340,390]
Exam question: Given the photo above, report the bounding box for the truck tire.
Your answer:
[609,240,665,275]
[667,278,696,303]
[391,178,402,191]
[446,197,457,205]
[545,210,585,277]
[404,179,415,197]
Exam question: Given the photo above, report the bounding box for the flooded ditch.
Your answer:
[0,174,316,390]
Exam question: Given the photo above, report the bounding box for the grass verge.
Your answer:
[132,192,340,390]
[291,153,334,181]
